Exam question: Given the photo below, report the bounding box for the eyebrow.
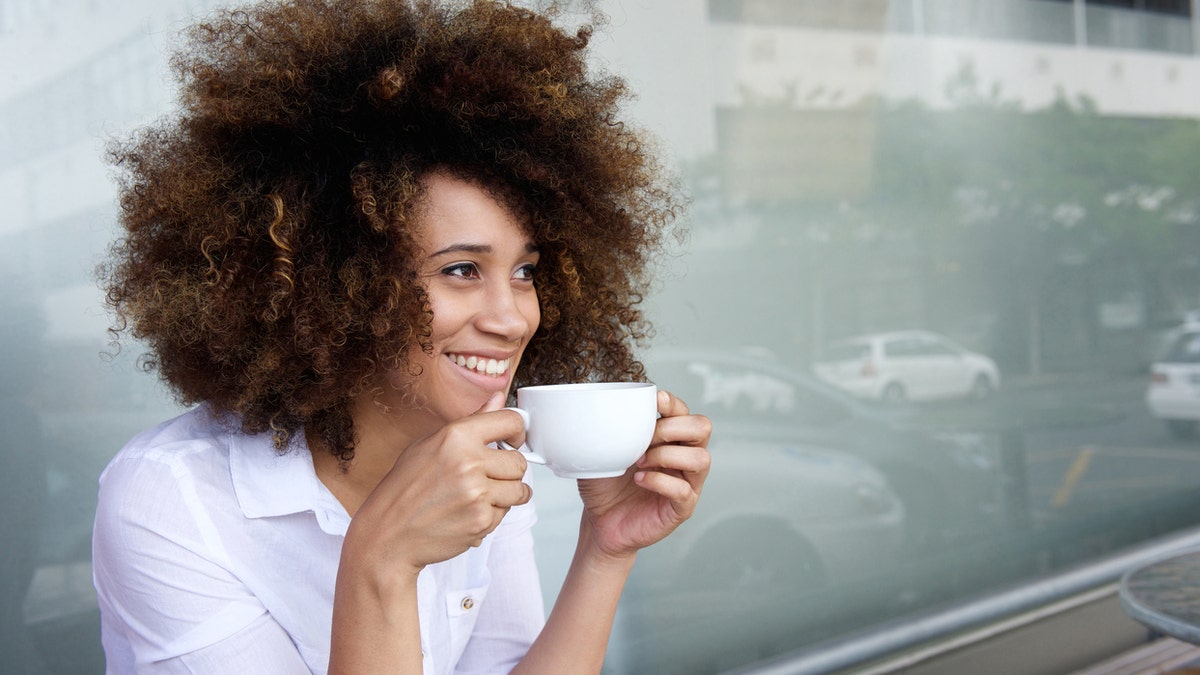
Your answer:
[427,242,539,258]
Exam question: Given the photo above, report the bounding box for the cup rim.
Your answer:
[517,381,655,393]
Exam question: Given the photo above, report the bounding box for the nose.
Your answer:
[478,280,536,342]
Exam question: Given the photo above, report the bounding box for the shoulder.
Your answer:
[92,408,286,664]
[108,406,233,462]
[100,406,239,484]
[92,407,272,612]
[94,407,244,550]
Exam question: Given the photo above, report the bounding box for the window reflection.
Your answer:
[1147,323,1200,439]
[7,0,1200,673]
[0,290,49,673]
[814,330,1000,404]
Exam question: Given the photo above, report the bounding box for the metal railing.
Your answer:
[733,525,1200,674]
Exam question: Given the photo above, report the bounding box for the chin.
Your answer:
[447,391,499,420]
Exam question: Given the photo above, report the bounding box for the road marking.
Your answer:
[1052,446,1094,508]
[1031,446,1200,464]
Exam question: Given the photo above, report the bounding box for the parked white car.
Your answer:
[813,330,1001,404]
[1146,324,1200,439]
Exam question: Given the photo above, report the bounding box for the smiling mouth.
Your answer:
[446,353,511,378]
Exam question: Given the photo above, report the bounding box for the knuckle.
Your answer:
[467,504,494,533]
[462,484,486,505]
[457,452,481,471]
[449,470,475,495]
[443,421,478,448]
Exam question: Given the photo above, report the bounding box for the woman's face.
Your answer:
[382,171,541,434]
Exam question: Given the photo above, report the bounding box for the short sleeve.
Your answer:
[92,452,274,668]
[453,474,546,674]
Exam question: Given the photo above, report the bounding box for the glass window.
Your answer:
[7,0,1200,673]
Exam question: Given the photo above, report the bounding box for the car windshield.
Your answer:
[1164,331,1200,364]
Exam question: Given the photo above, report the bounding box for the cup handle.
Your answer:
[498,407,546,465]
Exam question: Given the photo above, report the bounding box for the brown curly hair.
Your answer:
[101,0,683,461]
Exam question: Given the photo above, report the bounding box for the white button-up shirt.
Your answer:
[93,407,545,674]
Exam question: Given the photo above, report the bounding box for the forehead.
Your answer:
[411,171,532,250]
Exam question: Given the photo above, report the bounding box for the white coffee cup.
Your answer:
[499,382,658,478]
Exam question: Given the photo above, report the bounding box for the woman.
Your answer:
[93,0,711,673]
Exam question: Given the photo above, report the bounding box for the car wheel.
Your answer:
[970,374,994,400]
[679,518,827,599]
[1166,420,1198,440]
[882,383,907,405]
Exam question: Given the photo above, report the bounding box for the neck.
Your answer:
[309,398,426,517]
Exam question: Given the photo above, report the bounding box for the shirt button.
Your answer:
[460,596,475,611]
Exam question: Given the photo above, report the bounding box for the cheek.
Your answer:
[426,295,468,341]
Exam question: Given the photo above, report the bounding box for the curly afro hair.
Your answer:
[101,0,683,461]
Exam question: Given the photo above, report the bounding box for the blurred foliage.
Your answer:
[869,62,1200,261]
[669,62,1200,372]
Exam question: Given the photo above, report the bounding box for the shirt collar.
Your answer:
[228,428,351,535]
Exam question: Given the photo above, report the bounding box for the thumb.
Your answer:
[475,391,507,415]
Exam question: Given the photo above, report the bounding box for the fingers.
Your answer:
[657,388,690,418]
[444,407,529,478]
[650,408,712,449]
[640,443,711,476]
[494,407,528,454]
[633,468,699,507]
[642,395,711,499]
[444,407,530,511]
[489,476,532,508]
[640,442,710,491]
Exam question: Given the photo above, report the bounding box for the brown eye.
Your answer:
[514,264,536,282]
[442,262,480,279]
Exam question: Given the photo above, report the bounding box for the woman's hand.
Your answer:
[575,389,711,560]
[342,393,532,580]
[328,393,530,673]
[508,389,709,674]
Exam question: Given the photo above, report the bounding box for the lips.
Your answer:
[445,353,511,377]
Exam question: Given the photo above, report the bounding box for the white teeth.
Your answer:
[447,353,510,377]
